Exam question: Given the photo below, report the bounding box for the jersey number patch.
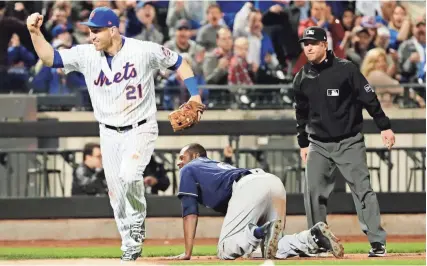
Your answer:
[126,84,143,100]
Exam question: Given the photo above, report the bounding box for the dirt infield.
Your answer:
[0,236,424,265]
[0,253,425,265]
[0,235,424,247]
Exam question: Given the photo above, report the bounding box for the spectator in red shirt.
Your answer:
[341,8,355,32]
[228,37,254,85]
[293,1,345,74]
[298,1,344,52]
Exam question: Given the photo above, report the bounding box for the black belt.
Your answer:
[235,170,252,183]
[103,119,147,133]
[310,131,359,143]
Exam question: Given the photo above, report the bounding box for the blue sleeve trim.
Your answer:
[168,54,182,71]
[181,195,199,217]
[52,50,64,68]
[184,76,199,96]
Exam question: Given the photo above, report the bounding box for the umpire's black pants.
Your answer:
[304,132,387,245]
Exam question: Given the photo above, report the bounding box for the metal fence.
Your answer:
[0,147,424,198]
[28,83,427,111]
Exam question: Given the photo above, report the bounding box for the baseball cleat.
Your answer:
[368,242,386,257]
[121,248,142,262]
[310,222,344,258]
[261,219,283,259]
[298,247,329,258]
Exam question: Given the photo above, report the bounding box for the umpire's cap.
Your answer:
[80,7,119,28]
[299,26,327,43]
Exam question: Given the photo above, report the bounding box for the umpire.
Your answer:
[293,27,395,257]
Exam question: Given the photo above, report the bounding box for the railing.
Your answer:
[15,83,427,111]
[0,147,424,198]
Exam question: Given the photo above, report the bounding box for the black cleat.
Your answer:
[369,242,386,257]
[310,222,344,258]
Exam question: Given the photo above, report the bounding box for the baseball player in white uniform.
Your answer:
[27,7,203,262]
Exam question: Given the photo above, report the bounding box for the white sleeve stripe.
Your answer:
[178,192,198,197]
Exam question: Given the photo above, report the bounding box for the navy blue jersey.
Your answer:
[178,157,250,213]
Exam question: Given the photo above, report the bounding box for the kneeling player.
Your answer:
[170,143,344,260]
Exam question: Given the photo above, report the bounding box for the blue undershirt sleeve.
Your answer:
[52,50,64,68]
[181,195,199,217]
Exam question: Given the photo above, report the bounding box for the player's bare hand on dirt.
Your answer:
[168,253,191,260]
[381,129,395,150]
[300,147,308,163]
[27,13,43,33]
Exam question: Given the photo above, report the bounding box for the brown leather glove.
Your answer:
[168,101,206,132]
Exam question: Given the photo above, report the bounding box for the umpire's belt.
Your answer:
[103,119,147,133]
[310,131,359,143]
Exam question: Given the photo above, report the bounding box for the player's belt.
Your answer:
[235,170,252,183]
[103,119,147,133]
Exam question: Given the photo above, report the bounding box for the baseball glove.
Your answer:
[168,101,206,132]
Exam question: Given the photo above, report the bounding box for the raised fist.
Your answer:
[26,13,44,34]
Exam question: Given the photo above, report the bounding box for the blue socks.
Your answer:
[253,227,265,239]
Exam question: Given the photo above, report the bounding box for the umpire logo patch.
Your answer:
[364,84,374,93]
[327,89,339,96]
[306,29,315,35]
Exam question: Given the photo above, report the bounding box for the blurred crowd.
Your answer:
[0,0,425,109]
[71,142,235,197]
[72,142,171,196]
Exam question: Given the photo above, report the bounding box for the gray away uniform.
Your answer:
[177,158,323,259]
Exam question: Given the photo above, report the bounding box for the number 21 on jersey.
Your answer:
[126,84,143,100]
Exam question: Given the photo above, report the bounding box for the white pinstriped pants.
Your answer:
[99,117,158,253]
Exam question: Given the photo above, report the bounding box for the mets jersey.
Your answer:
[178,157,250,213]
[58,37,179,126]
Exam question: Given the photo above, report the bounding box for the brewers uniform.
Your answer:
[52,8,183,256]
[178,157,344,259]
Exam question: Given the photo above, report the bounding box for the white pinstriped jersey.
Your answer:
[58,37,179,127]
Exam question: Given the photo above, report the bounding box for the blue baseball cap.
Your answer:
[51,24,68,38]
[80,7,119,28]
[7,47,21,64]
